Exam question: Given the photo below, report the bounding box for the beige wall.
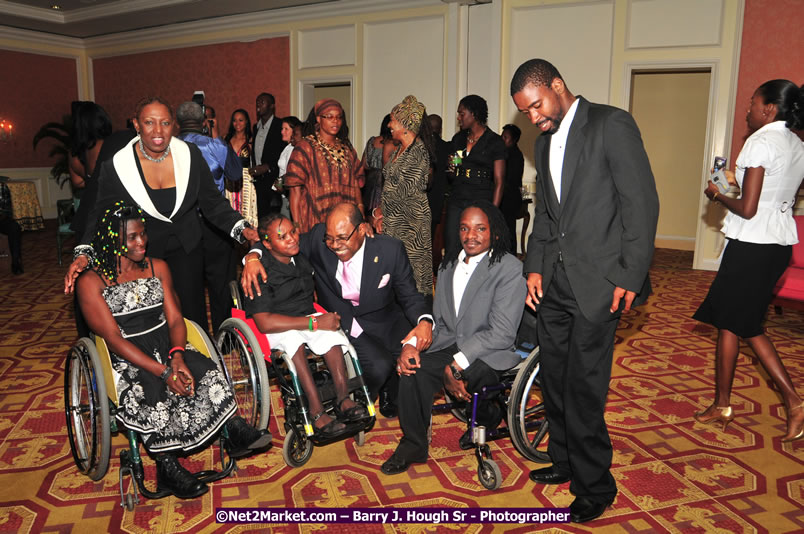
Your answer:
[631,71,711,250]
[1,0,745,270]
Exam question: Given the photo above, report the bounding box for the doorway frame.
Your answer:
[297,75,355,137]
[622,59,736,271]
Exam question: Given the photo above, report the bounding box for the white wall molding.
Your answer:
[0,25,84,52]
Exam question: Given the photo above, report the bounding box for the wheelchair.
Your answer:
[224,281,375,468]
[64,319,262,509]
[430,342,550,490]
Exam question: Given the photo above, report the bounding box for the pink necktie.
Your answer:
[341,260,360,306]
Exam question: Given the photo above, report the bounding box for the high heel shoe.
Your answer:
[781,402,804,443]
[694,405,735,431]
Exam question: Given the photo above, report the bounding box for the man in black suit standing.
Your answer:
[241,202,433,407]
[510,59,658,523]
[250,93,287,217]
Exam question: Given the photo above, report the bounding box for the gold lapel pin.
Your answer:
[373,256,378,263]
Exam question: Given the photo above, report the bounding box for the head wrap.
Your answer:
[314,99,343,117]
[391,95,425,135]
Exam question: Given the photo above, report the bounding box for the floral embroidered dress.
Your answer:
[103,273,237,452]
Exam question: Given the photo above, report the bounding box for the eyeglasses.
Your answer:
[323,224,358,246]
[319,114,344,121]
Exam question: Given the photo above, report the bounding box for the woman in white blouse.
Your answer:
[694,79,804,442]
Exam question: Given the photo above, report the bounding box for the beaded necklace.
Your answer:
[312,133,349,169]
[138,138,171,163]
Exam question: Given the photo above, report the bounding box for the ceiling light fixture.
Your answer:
[51,4,61,9]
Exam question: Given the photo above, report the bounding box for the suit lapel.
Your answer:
[456,255,491,323]
[113,137,171,222]
[559,97,588,206]
[359,238,381,306]
[170,137,190,219]
[441,262,457,326]
[537,137,560,218]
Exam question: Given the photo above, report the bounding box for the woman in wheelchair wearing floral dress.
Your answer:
[243,213,369,437]
[75,202,271,499]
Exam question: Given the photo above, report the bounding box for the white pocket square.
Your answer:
[378,274,390,288]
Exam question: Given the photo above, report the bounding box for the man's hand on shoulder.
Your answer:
[241,252,267,299]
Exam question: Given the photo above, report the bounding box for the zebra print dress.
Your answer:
[381,139,433,296]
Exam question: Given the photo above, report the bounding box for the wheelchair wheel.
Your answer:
[478,459,502,490]
[216,318,271,430]
[282,427,313,468]
[229,280,244,311]
[64,338,111,481]
[508,346,551,463]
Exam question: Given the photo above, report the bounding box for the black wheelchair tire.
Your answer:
[64,338,111,481]
[282,427,313,468]
[507,346,551,463]
[216,318,271,431]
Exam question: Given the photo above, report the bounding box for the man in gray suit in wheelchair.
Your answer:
[382,200,526,475]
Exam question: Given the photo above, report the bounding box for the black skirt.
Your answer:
[693,239,791,337]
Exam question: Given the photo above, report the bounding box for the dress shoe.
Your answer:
[782,401,804,442]
[155,454,208,499]
[694,404,734,431]
[529,466,571,485]
[379,390,398,419]
[569,496,614,523]
[380,452,425,475]
[225,415,273,458]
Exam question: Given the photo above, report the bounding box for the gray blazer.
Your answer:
[428,252,526,371]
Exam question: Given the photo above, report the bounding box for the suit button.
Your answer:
[560,232,565,238]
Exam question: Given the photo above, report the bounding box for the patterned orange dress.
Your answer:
[284,134,361,233]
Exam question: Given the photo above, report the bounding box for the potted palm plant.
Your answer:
[33,114,72,188]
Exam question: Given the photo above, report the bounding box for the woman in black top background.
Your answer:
[444,95,506,257]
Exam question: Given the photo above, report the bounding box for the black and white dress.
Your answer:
[103,267,236,453]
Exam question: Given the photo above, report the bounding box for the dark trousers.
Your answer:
[395,345,501,462]
[537,261,619,503]
[0,216,21,266]
[163,243,206,330]
[202,217,237,335]
[255,178,282,219]
[348,319,409,401]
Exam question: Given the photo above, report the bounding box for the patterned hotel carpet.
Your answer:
[0,223,802,533]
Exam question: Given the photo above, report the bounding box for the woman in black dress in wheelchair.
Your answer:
[75,203,271,499]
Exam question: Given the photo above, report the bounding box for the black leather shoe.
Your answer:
[379,389,398,419]
[380,453,425,475]
[569,496,614,523]
[459,429,474,450]
[155,454,208,499]
[529,466,571,485]
[225,416,273,458]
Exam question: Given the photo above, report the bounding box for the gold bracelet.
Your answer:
[246,257,261,263]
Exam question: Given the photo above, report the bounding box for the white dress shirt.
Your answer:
[548,98,579,201]
[253,115,274,166]
[451,250,488,369]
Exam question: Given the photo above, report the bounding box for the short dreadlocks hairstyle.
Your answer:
[510,58,564,96]
[442,199,511,269]
[91,202,147,283]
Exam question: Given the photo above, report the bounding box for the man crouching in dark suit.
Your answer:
[381,200,526,475]
[241,202,433,410]
[510,59,659,523]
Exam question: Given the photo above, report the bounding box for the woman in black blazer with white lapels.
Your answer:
[65,97,259,330]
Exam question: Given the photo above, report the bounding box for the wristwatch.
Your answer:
[450,364,464,381]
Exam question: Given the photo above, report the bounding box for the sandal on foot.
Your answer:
[334,397,369,422]
[313,412,346,438]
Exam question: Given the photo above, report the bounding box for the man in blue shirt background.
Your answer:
[177,101,243,334]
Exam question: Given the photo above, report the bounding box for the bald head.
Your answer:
[324,203,366,261]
